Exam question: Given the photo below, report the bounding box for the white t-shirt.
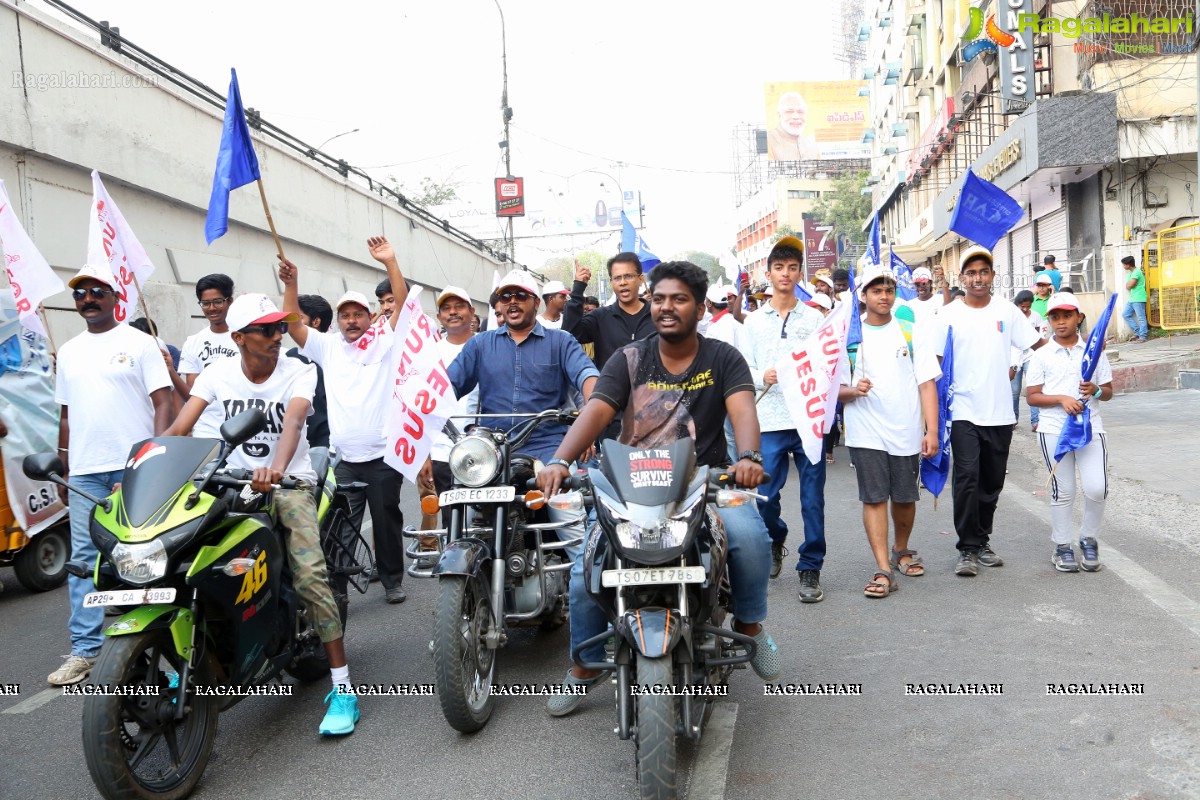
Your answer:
[430,337,480,462]
[908,294,944,327]
[1025,338,1113,437]
[537,315,563,330]
[300,330,395,462]
[705,312,744,353]
[1011,310,1050,368]
[933,298,1042,426]
[189,356,318,483]
[842,317,942,456]
[55,325,171,475]
[178,327,239,438]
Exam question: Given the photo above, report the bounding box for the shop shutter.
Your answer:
[1010,223,1035,294]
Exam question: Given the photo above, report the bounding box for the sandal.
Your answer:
[864,571,898,598]
[825,454,835,465]
[890,548,925,577]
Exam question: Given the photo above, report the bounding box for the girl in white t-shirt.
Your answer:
[1025,294,1114,574]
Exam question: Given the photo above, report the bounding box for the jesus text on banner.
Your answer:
[776,298,853,465]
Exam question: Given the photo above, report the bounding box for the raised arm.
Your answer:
[563,260,591,334]
[278,258,309,348]
[367,236,409,330]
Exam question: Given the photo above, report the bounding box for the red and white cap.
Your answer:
[912,267,933,283]
[1045,293,1081,313]
[436,285,473,307]
[541,280,569,296]
[496,270,540,297]
[226,293,299,332]
[335,290,372,312]
[806,293,833,311]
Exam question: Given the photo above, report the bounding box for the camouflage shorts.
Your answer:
[275,489,342,643]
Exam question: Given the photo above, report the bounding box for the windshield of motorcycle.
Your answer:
[600,438,696,507]
[118,437,221,527]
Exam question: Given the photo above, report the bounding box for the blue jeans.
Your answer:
[1010,364,1039,427]
[758,429,826,571]
[568,502,772,665]
[67,470,123,658]
[1122,301,1148,340]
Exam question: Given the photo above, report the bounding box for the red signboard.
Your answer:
[802,214,839,276]
[494,177,525,218]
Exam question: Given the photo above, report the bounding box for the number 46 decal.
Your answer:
[234,551,268,605]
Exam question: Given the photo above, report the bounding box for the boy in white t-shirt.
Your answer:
[932,246,1046,577]
[178,274,240,438]
[839,267,941,598]
[1025,293,1114,573]
[166,294,360,737]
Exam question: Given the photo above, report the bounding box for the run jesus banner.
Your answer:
[87,171,156,323]
[383,287,454,483]
[0,180,64,338]
[776,297,854,465]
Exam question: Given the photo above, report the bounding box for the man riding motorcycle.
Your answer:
[164,293,360,736]
[537,260,783,715]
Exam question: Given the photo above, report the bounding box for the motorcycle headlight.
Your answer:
[111,539,169,585]
[614,520,689,552]
[449,436,501,488]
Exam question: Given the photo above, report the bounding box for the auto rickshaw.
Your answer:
[0,454,69,591]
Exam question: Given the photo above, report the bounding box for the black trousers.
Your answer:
[949,421,1013,552]
[335,458,405,589]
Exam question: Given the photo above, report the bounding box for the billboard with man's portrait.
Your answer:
[763,81,870,162]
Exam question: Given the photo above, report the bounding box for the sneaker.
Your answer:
[48,655,96,686]
[954,551,979,577]
[1078,537,1102,572]
[748,628,781,680]
[319,689,360,735]
[1053,545,1080,573]
[797,570,824,603]
[977,545,1004,568]
[770,543,787,580]
[546,669,610,717]
[385,588,407,604]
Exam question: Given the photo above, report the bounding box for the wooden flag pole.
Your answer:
[755,385,772,405]
[37,305,57,356]
[129,272,154,328]
[256,179,286,262]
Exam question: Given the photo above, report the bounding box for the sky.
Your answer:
[61,0,846,268]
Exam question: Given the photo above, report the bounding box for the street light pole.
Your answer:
[316,128,359,152]
[495,0,515,264]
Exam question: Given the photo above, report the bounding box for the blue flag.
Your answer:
[948,169,1024,251]
[920,326,954,497]
[794,282,813,302]
[205,69,262,245]
[1053,293,1117,462]
[890,251,917,301]
[864,212,880,266]
[621,211,660,271]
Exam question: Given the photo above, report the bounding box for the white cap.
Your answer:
[1045,293,1081,313]
[1035,273,1054,285]
[705,284,734,305]
[68,263,117,289]
[859,264,897,291]
[226,293,299,332]
[912,267,933,283]
[436,285,472,307]
[335,290,372,312]
[541,280,569,297]
[805,293,833,310]
[815,274,835,290]
[959,245,994,272]
[496,270,540,297]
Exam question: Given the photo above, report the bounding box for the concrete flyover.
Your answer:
[0,0,502,347]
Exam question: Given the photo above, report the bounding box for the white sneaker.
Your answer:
[48,655,96,686]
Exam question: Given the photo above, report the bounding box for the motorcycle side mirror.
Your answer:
[23,452,64,481]
[220,409,268,447]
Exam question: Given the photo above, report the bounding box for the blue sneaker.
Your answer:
[1052,545,1079,573]
[1078,537,1102,572]
[319,689,360,735]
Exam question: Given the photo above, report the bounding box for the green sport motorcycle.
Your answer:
[24,409,368,800]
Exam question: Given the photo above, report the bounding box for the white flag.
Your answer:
[88,170,156,323]
[383,287,455,483]
[0,180,64,338]
[776,297,854,466]
[344,314,393,365]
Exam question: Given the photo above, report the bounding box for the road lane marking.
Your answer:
[2,688,60,715]
[1004,485,1200,641]
[686,701,737,800]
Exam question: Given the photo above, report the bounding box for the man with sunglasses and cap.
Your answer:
[278,236,411,604]
[48,264,173,686]
[165,293,360,735]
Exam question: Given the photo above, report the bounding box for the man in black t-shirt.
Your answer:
[538,261,781,716]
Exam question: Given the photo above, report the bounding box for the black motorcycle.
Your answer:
[571,438,764,800]
[403,409,585,733]
[24,410,369,800]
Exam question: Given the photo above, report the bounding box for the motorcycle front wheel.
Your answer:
[82,630,219,800]
[432,575,496,733]
[635,653,678,800]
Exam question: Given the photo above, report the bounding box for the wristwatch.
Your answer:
[739,450,764,465]
[546,458,572,471]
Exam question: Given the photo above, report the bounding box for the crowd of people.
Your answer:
[41,231,1124,732]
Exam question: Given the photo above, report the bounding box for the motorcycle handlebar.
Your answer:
[710,471,771,491]
[526,473,586,492]
[211,469,299,491]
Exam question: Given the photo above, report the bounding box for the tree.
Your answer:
[771,223,797,244]
[810,171,871,263]
[672,250,724,286]
[388,175,461,208]
[539,249,606,296]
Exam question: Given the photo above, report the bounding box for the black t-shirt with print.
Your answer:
[592,334,755,468]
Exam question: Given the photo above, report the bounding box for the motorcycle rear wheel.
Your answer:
[433,575,496,733]
[82,631,219,800]
[634,653,678,800]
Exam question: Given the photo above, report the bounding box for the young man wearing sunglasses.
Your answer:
[178,274,239,437]
[48,265,173,686]
[278,237,411,604]
[165,293,360,735]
